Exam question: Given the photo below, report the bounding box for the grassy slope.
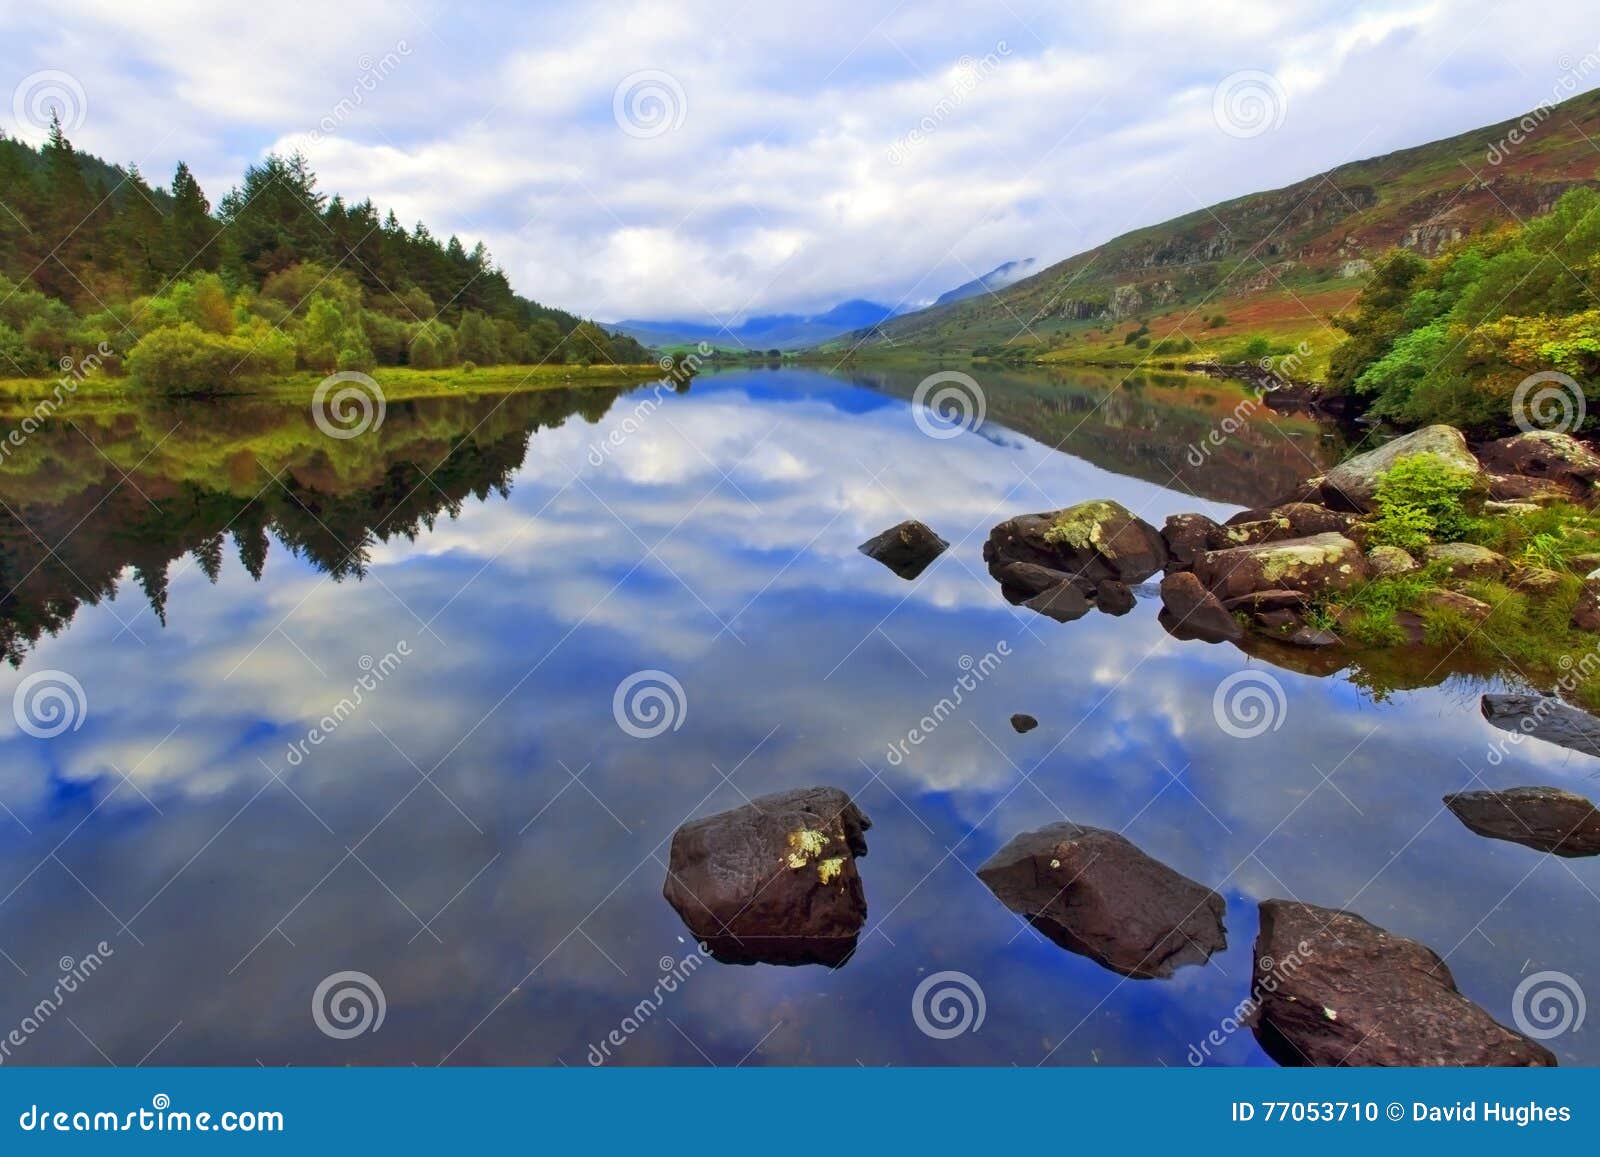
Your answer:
[829,88,1600,371]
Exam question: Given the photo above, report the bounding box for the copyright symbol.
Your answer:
[1386,1102,1404,1121]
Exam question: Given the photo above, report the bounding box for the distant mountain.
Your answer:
[613,298,902,350]
[830,88,1600,356]
[934,258,1036,306]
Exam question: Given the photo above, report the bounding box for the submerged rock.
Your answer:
[985,500,1168,595]
[1194,532,1367,602]
[991,561,1078,601]
[1025,582,1092,622]
[1481,693,1600,759]
[1251,899,1557,1067]
[858,520,949,579]
[1094,578,1136,616]
[1444,786,1600,857]
[663,786,870,966]
[1159,571,1242,643]
[1317,425,1483,512]
[1010,713,1038,734]
[978,822,1226,979]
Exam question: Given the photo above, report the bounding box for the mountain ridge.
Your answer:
[827,87,1600,360]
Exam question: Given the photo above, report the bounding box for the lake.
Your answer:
[0,365,1593,1066]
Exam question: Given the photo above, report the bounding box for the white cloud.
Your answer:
[4,1,1597,320]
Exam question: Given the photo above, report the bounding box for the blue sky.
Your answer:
[5,1,1600,322]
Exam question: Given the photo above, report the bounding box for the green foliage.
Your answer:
[1366,454,1480,550]
[126,321,295,394]
[1328,187,1600,432]
[0,126,652,390]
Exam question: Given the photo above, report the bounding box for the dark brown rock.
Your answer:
[1162,512,1222,571]
[1211,503,1355,550]
[1194,533,1368,602]
[978,823,1226,979]
[1159,571,1243,643]
[1251,899,1557,1067]
[858,520,948,579]
[1444,786,1600,857]
[991,561,1080,602]
[1572,574,1600,632]
[1477,430,1600,504]
[1094,578,1136,616]
[1423,542,1511,581]
[663,786,870,966]
[1025,582,1092,622]
[1222,589,1311,613]
[985,500,1168,594]
[1481,693,1600,759]
[1010,713,1038,734]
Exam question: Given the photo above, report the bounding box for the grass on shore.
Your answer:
[0,361,668,407]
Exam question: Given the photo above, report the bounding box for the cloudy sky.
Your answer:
[5,1,1600,322]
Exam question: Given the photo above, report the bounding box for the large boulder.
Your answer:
[1444,786,1600,857]
[1159,571,1242,643]
[1318,425,1483,512]
[978,823,1226,979]
[985,500,1168,596]
[858,520,948,579]
[1477,430,1600,504]
[1481,693,1600,759]
[1251,899,1557,1067]
[663,786,870,966]
[1366,545,1418,577]
[1194,533,1368,602]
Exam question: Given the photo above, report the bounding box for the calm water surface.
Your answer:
[0,367,1593,1066]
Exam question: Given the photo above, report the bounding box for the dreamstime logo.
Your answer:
[311,371,386,439]
[1211,70,1287,139]
[912,970,986,1039]
[1211,670,1287,739]
[613,70,687,139]
[12,70,87,137]
[1511,371,1586,435]
[612,669,687,738]
[1512,970,1586,1041]
[911,370,986,439]
[13,669,87,739]
[311,970,386,1040]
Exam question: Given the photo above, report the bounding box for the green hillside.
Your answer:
[831,88,1600,373]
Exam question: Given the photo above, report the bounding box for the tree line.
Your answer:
[0,116,650,390]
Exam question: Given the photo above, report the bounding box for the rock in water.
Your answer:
[858,520,949,579]
[1095,579,1136,616]
[1193,533,1367,602]
[663,786,870,966]
[977,822,1226,979]
[1251,899,1556,1066]
[1481,693,1600,759]
[1010,713,1038,734]
[1159,571,1243,643]
[1444,787,1600,857]
[1317,425,1483,512]
[1024,582,1092,623]
[985,500,1168,595]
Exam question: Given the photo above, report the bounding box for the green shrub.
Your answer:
[126,321,295,394]
[1366,453,1480,550]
